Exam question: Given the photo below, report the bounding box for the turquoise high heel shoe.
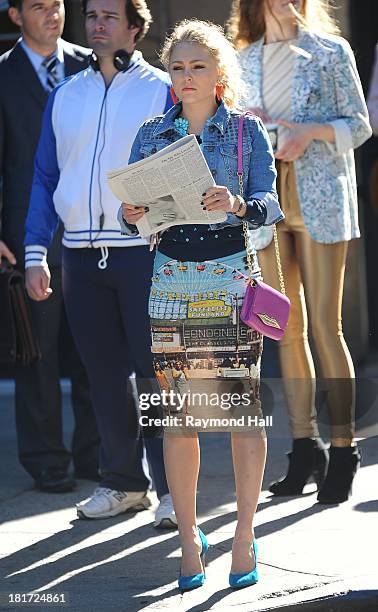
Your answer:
[178,528,209,591]
[229,539,259,589]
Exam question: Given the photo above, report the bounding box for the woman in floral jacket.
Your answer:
[229,0,372,504]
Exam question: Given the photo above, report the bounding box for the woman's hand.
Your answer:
[275,120,315,161]
[202,186,239,213]
[247,107,272,123]
[122,202,149,225]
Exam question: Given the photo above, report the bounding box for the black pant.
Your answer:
[15,266,99,479]
[62,246,169,496]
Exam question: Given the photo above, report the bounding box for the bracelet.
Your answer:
[233,195,246,216]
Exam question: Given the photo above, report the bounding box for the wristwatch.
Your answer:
[233,194,246,217]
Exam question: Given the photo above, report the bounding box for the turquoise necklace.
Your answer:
[174,117,189,137]
[174,116,212,139]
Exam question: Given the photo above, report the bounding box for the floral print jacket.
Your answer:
[238,28,372,247]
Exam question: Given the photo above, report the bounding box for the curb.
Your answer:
[268,590,378,611]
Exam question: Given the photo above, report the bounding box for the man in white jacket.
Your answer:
[24,0,176,528]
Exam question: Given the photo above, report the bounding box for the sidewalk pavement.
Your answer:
[0,375,377,612]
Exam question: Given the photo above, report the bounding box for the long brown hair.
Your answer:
[227,0,340,49]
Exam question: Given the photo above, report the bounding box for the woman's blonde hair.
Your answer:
[160,19,242,109]
[228,0,340,49]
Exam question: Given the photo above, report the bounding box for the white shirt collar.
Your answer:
[20,37,64,72]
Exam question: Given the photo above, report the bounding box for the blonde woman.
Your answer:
[121,20,283,590]
[229,0,372,503]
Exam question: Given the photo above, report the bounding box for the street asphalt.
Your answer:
[0,366,377,611]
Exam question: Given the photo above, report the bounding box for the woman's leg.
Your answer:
[259,162,328,495]
[258,161,317,438]
[297,238,355,445]
[259,229,318,439]
[230,431,267,572]
[296,237,360,502]
[163,434,203,575]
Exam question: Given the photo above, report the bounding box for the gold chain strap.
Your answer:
[272,224,286,295]
[238,172,286,296]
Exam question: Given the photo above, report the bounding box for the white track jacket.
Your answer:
[24,51,171,268]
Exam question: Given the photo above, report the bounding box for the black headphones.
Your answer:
[89,49,132,73]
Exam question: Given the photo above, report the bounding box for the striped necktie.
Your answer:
[42,55,60,92]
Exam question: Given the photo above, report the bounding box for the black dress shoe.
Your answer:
[269,438,329,496]
[317,445,361,504]
[34,468,76,493]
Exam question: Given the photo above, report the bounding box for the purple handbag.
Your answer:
[237,115,290,340]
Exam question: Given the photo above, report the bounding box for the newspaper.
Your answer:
[107,134,227,237]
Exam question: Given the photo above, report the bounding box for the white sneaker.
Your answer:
[154,493,177,529]
[76,487,151,519]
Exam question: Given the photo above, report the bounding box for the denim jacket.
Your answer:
[120,100,283,248]
[238,28,372,247]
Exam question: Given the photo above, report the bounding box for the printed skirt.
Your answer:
[148,249,264,434]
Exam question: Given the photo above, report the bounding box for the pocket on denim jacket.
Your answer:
[220,143,251,183]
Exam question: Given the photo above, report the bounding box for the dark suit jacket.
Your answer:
[0,40,91,268]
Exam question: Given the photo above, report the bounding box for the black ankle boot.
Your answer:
[317,445,361,504]
[269,438,329,496]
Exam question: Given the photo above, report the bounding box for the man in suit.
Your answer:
[0,0,99,492]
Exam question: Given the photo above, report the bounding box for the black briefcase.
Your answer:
[0,263,41,365]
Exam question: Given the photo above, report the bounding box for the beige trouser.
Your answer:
[259,162,355,441]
